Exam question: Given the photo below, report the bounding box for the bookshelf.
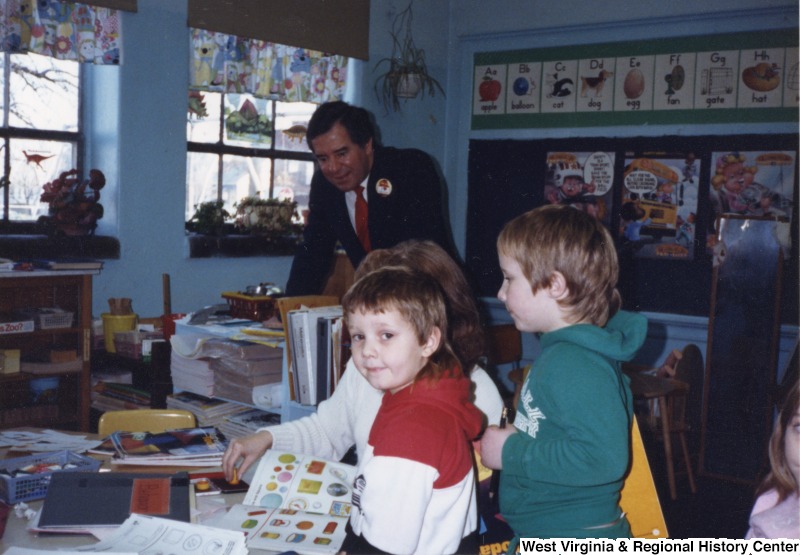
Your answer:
[0,270,97,431]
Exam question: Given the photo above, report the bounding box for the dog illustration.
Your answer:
[580,69,613,97]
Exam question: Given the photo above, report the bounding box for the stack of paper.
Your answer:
[169,351,214,397]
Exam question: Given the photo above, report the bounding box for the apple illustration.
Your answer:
[479,76,502,102]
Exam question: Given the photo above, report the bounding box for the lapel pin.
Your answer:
[376,178,392,197]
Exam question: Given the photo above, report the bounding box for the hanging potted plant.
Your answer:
[373,1,445,113]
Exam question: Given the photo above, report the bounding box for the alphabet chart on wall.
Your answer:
[472,29,798,129]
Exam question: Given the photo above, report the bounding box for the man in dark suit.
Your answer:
[285,101,454,295]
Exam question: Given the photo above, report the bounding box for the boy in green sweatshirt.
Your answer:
[480,204,647,543]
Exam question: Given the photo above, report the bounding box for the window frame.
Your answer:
[0,52,84,234]
[185,93,316,230]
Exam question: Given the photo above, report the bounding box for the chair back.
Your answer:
[98,409,196,436]
[485,323,522,368]
[620,418,669,538]
[673,343,703,436]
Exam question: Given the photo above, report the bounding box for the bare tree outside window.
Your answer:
[0,52,81,228]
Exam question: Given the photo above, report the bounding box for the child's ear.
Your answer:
[422,326,442,357]
[548,271,570,300]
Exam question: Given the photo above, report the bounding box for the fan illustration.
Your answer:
[664,65,685,95]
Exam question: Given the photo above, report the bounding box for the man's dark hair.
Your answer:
[306,101,374,148]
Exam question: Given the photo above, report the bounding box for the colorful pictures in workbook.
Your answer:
[544,151,615,227]
[619,153,701,260]
[707,150,795,228]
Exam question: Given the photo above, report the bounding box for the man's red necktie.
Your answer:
[355,185,371,252]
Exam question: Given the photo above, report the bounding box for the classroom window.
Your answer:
[185,93,316,224]
[0,52,81,230]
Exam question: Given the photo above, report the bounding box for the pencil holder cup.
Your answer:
[101,313,138,353]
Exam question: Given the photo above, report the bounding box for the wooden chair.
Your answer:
[485,323,524,412]
[624,344,701,499]
[621,417,669,538]
[97,409,196,436]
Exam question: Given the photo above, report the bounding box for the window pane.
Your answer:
[186,152,220,220]
[10,53,78,131]
[274,101,315,152]
[187,91,222,143]
[274,158,314,221]
[222,154,271,212]
[0,56,4,124]
[224,94,272,149]
[9,139,76,221]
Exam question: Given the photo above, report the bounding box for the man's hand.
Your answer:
[222,430,274,481]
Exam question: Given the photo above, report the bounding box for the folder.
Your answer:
[38,471,192,528]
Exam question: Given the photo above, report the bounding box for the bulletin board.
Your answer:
[464,133,799,320]
[470,29,798,129]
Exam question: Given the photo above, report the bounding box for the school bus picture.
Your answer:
[623,159,680,237]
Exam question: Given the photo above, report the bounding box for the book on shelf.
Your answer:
[212,450,356,554]
[288,304,343,406]
[28,258,104,270]
[276,295,339,403]
[37,471,192,529]
[218,407,280,439]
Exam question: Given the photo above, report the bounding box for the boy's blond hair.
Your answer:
[342,265,461,382]
[497,204,621,326]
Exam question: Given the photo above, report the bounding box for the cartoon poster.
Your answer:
[544,151,615,227]
[619,154,701,260]
[708,151,795,224]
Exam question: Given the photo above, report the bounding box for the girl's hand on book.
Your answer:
[222,430,274,481]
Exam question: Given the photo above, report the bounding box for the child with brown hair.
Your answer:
[480,204,647,542]
[340,265,484,554]
[746,385,800,538]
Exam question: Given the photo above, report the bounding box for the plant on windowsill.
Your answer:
[38,169,106,236]
[234,194,303,242]
[373,1,445,113]
[187,200,232,236]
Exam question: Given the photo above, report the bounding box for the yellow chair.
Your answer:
[97,409,197,436]
[620,418,669,538]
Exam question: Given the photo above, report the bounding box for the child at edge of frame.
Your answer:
[338,265,484,554]
[479,204,648,551]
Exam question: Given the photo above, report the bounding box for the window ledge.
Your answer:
[188,233,299,258]
[0,234,120,259]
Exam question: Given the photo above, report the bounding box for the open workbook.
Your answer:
[213,450,356,554]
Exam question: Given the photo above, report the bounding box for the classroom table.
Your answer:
[0,429,277,554]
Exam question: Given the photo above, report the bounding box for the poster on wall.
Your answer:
[708,150,796,227]
[544,151,615,227]
[619,154,701,260]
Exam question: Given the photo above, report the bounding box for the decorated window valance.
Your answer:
[189,28,348,103]
[0,0,122,64]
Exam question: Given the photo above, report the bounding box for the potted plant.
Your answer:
[39,169,106,236]
[234,194,303,241]
[188,200,231,236]
[373,1,445,113]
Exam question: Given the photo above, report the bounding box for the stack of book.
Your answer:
[166,391,250,428]
[90,426,228,466]
[217,407,280,439]
[91,381,150,411]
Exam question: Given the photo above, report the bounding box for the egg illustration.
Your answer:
[624,69,645,99]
